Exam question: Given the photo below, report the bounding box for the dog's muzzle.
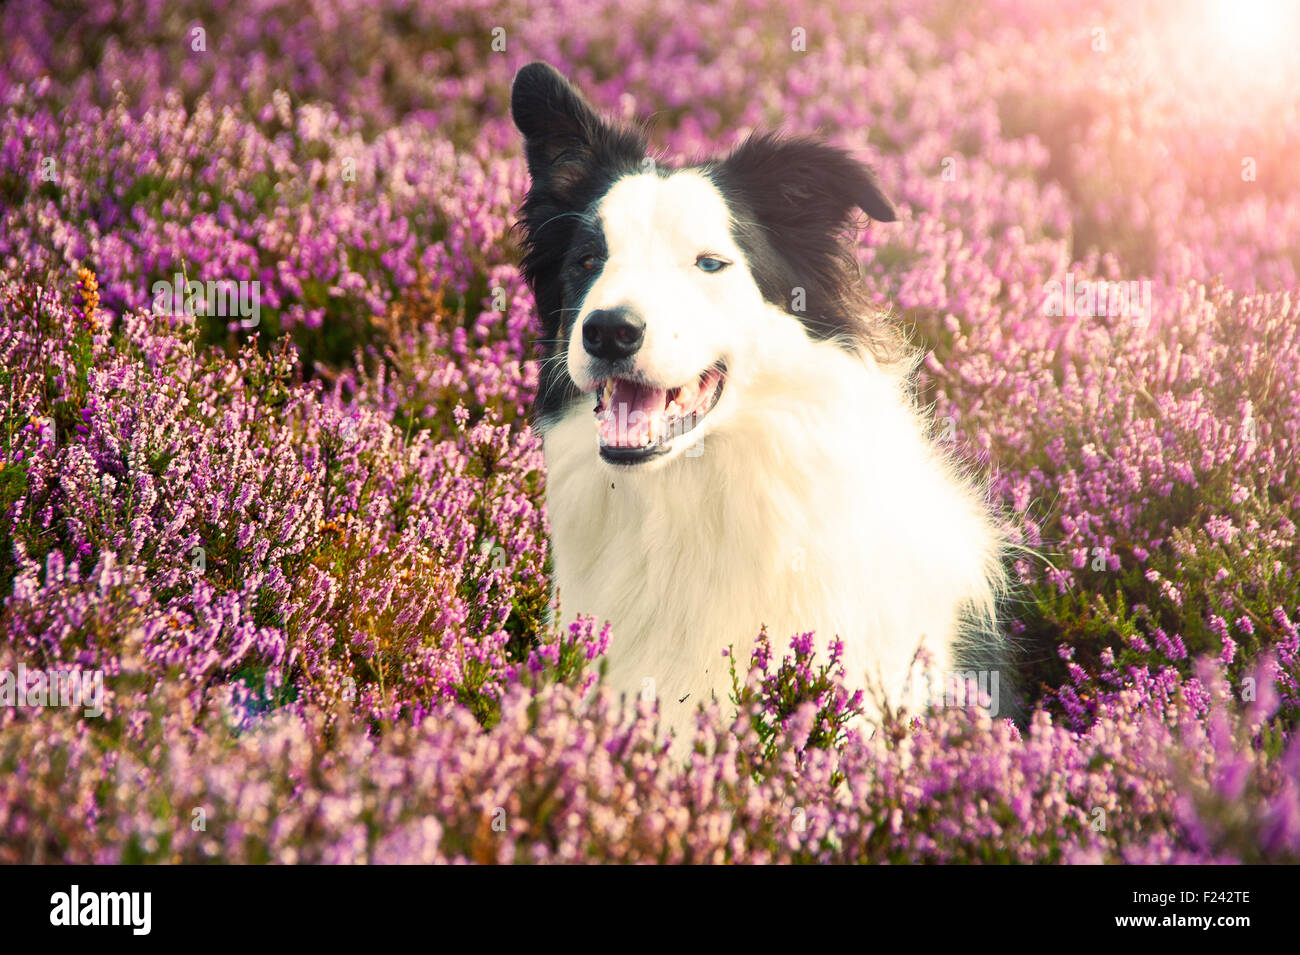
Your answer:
[592,364,726,465]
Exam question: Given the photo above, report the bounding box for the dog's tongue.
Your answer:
[612,379,667,415]
[600,380,668,448]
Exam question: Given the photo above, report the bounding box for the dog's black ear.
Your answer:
[707,132,901,354]
[511,63,647,351]
[714,132,896,230]
[511,62,646,206]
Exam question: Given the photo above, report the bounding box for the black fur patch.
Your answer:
[510,62,647,426]
[700,133,902,361]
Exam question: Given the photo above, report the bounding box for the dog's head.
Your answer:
[511,61,899,469]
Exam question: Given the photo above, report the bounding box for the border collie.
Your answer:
[511,62,1013,741]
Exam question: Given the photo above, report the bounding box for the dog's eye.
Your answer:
[695,255,731,274]
[580,254,603,272]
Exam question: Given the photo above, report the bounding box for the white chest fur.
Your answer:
[541,344,1009,745]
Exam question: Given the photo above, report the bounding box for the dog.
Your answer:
[510,62,1014,743]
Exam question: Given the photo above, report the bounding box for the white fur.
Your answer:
[543,170,1009,744]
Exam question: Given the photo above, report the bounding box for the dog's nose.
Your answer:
[582,307,645,361]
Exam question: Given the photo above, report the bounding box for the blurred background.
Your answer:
[2,0,1299,864]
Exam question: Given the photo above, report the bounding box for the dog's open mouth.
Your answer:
[593,364,725,464]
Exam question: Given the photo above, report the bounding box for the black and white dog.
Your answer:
[511,62,1012,739]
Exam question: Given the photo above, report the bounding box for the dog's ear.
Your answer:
[510,63,647,351]
[714,132,896,231]
[708,133,900,350]
[511,62,646,207]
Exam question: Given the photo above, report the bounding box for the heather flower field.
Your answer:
[1,0,1299,864]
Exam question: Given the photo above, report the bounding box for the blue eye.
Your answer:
[695,255,730,273]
